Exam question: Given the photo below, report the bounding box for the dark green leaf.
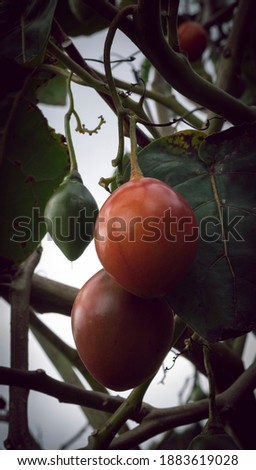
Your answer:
[0,98,69,264]
[124,124,256,342]
[0,0,58,64]
[55,0,109,37]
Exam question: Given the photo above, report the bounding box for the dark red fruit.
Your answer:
[178,21,207,62]
[94,177,198,298]
[71,269,174,391]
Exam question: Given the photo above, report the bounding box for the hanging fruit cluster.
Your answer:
[72,126,199,390]
[70,13,199,392]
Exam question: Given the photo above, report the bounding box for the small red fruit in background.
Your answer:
[71,269,174,391]
[178,21,207,62]
[94,177,198,299]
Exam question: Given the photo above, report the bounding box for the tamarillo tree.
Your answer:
[1,0,256,450]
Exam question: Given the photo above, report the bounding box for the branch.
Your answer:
[31,273,77,315]
[0,366,143,419]
[2,273,255,447]
[6,247,42,450]
[110,361,256,449]
[29,310,108,393]
[1,273,248,385]
[215,0,253,93]
[83,0,256,125]
[207,0,255,132]
[174,330,256,449]
[134,0,256,126]
[0,273,77,315]
[1,361,256,449]
[50,20,151,148]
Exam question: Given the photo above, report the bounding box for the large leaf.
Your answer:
[0,97,69,265]
[124,124,256,342]
[54,0,110,37]
[0,0,58,64]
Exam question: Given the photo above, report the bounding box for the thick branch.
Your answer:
[6,247,42,450]
[215,0,254,94]
[174,331,256,449]
[110,361,256,449]
[134,0,256,125]
[2,361,255,449]
[0,366,140,418]
[82,0,256,125]
[31,273,77,315]
[207,0,255,132]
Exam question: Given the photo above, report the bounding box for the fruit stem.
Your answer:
[129,113,143,180]
[103,5,145,180]
[111,110,125,170]
[64,72,78,173]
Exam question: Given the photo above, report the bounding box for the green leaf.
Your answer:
[0,0,58,64]
[55,0,109,37]
[0,97,69,265]
[124,125,256,342]
[36,71,67,106]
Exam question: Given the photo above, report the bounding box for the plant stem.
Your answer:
[111,111,125,170]
[64,73,78,173]
[103,5,138,176]
[202,341,218,426]
[129,113,143,180]
[103,7,136,114]
[49,22,151,147]
[206,0,256,134]
[86,314,187,449]
[87,378,151,449]
[166,0,180,50]
[47,39,106,92]
[54,64,203,129]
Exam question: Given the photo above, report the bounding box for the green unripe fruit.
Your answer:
[44,171,98,261]
[187,427,239,450]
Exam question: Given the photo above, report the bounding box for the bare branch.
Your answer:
[6,247,42,450]
[0,366,142,418]
[110,361,256,449]
[1,362,256,449]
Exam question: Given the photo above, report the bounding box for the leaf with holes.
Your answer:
[123,124,256,342]
[0,98,69,266]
